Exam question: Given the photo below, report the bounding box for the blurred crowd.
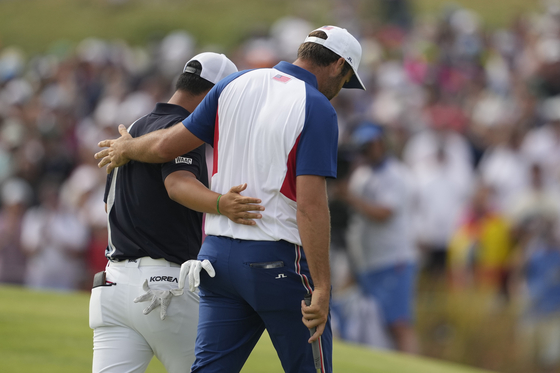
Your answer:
[1,0,560,371]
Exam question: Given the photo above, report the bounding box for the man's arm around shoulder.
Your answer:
[95,122,203,174]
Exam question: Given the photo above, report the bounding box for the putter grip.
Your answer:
[304,293,321,370]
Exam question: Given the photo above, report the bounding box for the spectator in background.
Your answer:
[517,217,560,373]
[377,0,413,30]
[508,163,560,233]
[328,147,353,290]
[329,146,395,350]
[412,141,472,279]
[447,183,512,297]
[20,177,90,291]
[531,36,560,100]
[0,177,32,284]
[521,96,560,190]
[478,124,530,215]
[403,102,474,279]
[344,122,419,353]
[59,156,108,286]
[403,102,473,178]
[507,162,560,296]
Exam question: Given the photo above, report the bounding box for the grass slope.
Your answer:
[0,0,541,55]
[0,285,494,373]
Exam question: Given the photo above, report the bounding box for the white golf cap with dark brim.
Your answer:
[183,52,238,85]
[304,25,366,90]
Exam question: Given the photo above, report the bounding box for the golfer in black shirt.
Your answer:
[89,52,264,373]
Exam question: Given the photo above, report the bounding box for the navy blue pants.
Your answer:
[191,236,332,373]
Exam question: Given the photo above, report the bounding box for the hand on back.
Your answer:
[219,183,265,226]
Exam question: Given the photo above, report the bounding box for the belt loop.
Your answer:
[125,259,141,268]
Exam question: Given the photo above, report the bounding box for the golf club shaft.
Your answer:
[304,293,321,372]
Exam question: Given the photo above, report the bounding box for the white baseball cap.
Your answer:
[304,26,365,90]
[183,52,238,84]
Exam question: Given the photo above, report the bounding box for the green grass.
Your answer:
[0,285,495,373]
[0,0,542,55]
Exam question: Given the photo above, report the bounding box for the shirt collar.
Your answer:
[152,103,191,117]
[274,61,318,89]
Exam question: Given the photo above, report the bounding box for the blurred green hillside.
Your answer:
[0,0,541,55]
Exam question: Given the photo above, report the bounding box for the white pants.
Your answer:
[89,258,199,373]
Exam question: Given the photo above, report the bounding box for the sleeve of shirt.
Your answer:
[295,97,338,178]
[183,70,249,145]
[161,144,206,181]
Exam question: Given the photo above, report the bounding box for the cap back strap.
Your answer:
[304,36,327,45]
[184,66,202,76]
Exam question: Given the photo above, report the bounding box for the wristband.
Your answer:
[216,194,222,215]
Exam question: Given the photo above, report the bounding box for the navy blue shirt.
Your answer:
[103,103,208,264]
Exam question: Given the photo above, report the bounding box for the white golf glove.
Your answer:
[133,280,183,320]
[178,259,216,293]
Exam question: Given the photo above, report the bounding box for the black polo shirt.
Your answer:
[103,103,208,264]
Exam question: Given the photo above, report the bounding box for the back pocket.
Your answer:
[248,261,284,269]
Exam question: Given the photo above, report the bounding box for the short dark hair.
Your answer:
[297,30,352,76]
[175,60,214,95]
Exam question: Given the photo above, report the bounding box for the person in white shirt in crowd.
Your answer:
[0,177,33,284]
[508,162,560,234]
[522,95,560,190]
[344,122,419,353]
[411,142,473,278]
[478,124,531,215]
[403,104,474,183]
[20,176,90,290]
[403,104,474,277]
